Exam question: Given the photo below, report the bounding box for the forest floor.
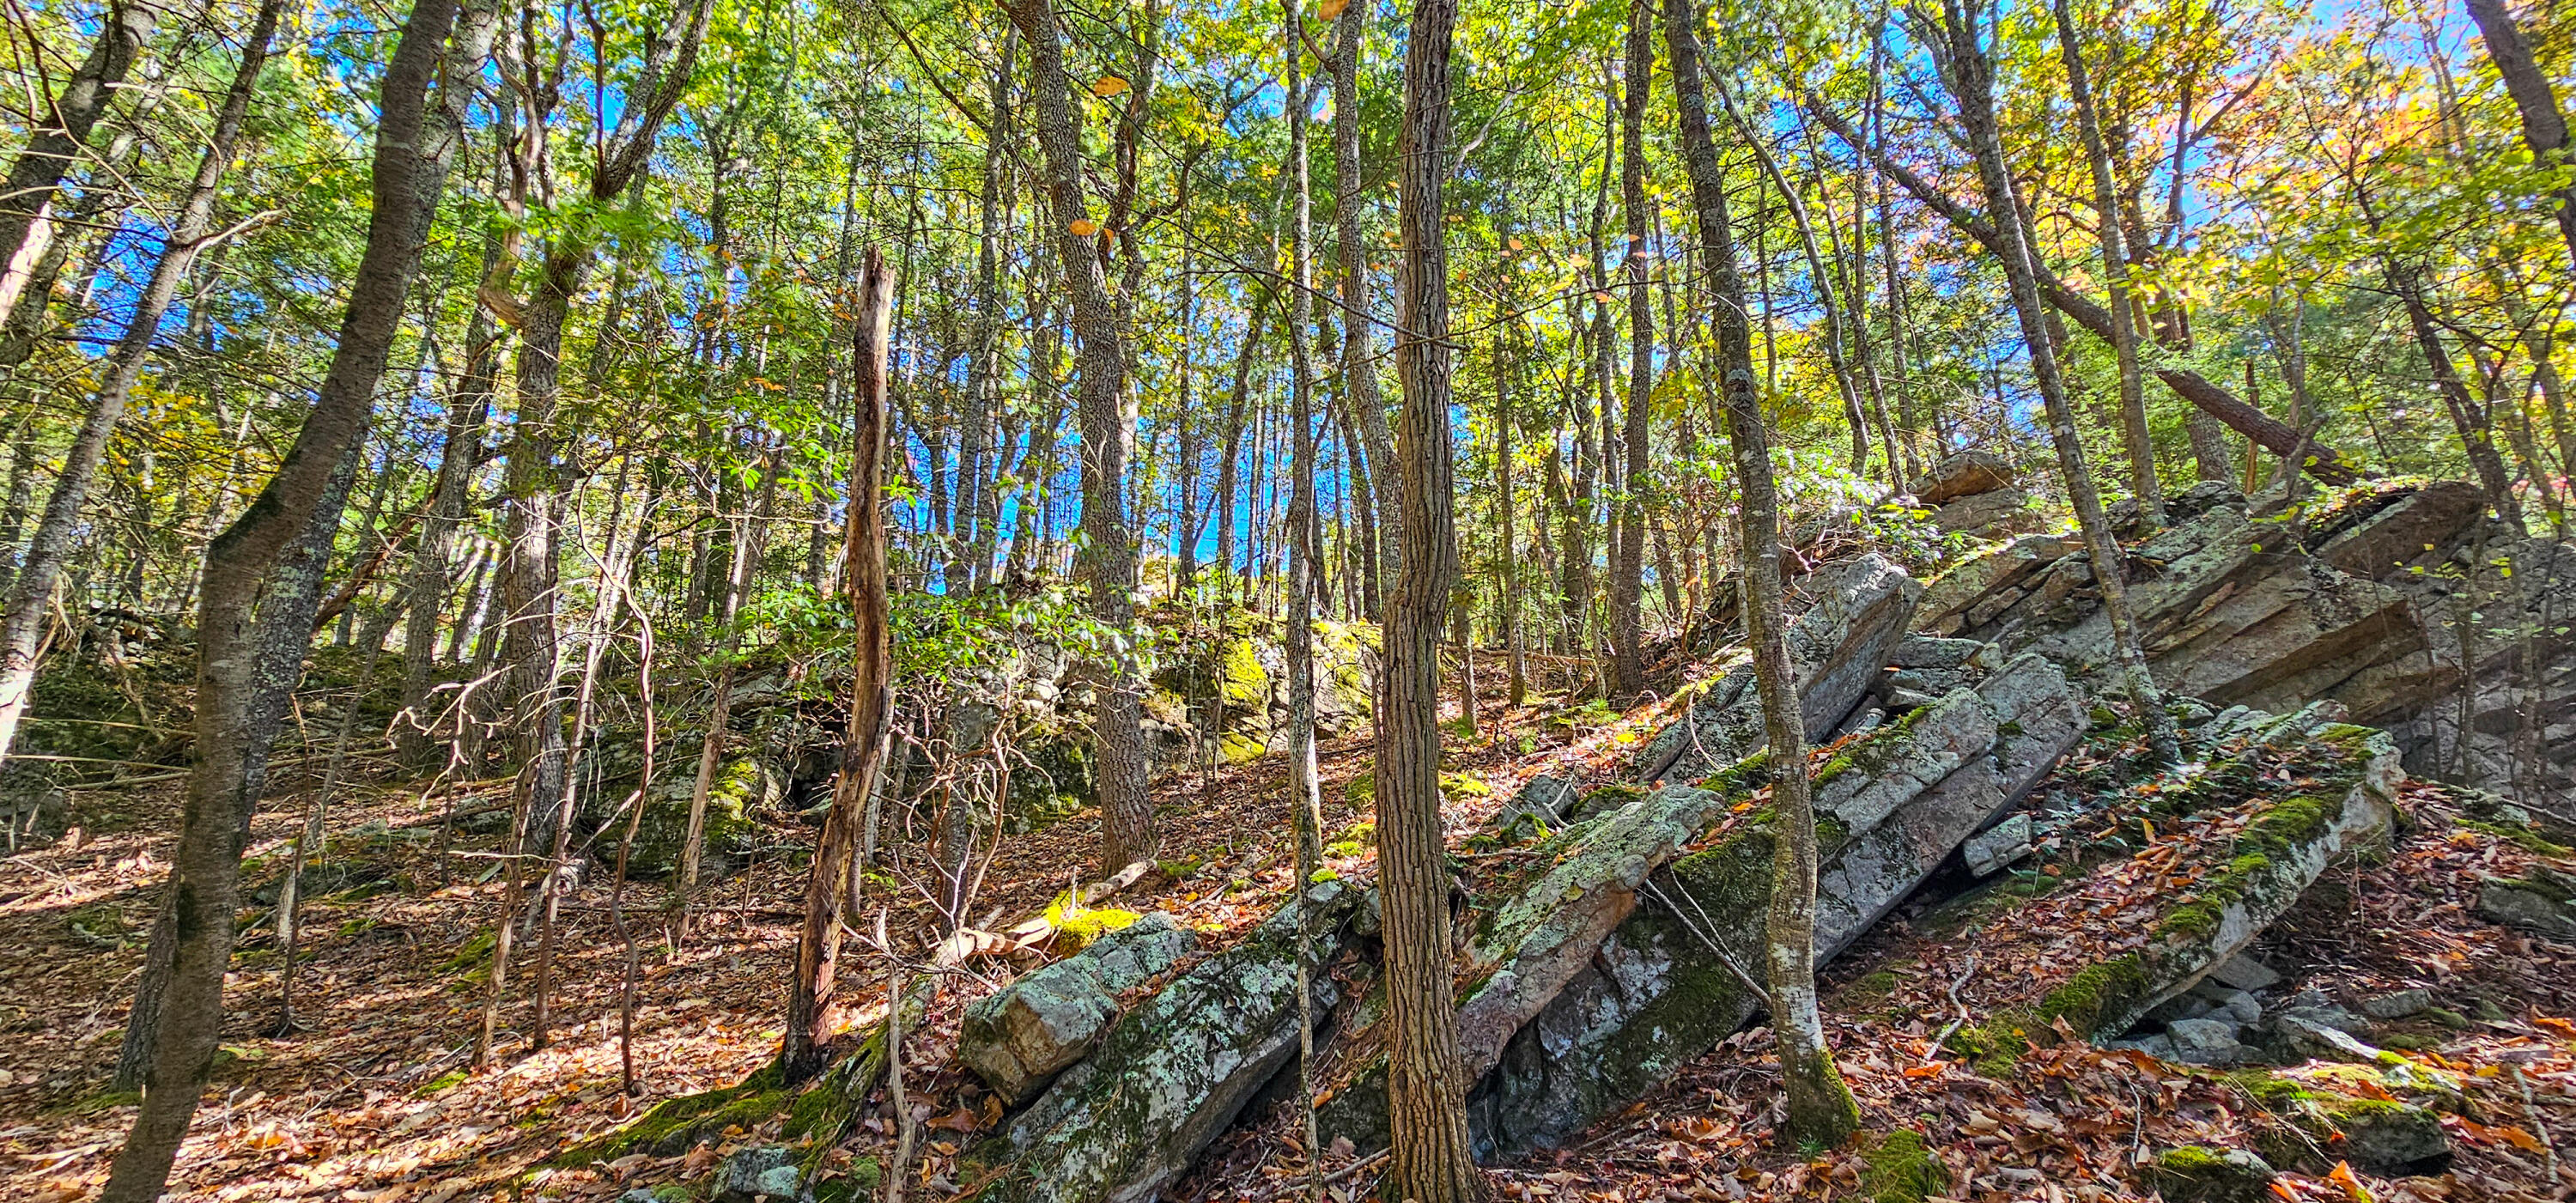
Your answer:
[3,655,2574,1203]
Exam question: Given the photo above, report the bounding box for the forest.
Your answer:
[2,0,2574,1196]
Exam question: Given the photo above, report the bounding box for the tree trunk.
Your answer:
[1377,0,1479,1190]
[785,246,895,1084]
[2051,0,2161,526]
[100,0,495,1194]
[1285,21,1326,881]
[0,0,161,319]
[1009,0,1155,867]
[2465,0,2576,275]
[0,0,281,769]
[1931,0,2180,766]
[1497,312,1526,708]
[1334,3,1399,614]
[1664,0,1860,1149]
[0,437,34,599]
[1607,0,1654,702]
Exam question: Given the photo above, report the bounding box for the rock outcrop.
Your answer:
[969,881,1366,1203]
[1916,478,2576,796]
[959,914,1198,1104]
[1638,554,1923,784]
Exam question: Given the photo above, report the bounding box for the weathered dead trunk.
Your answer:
[785,246,895,1084]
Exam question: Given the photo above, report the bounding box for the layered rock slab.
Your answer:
[969,881,1364,1203]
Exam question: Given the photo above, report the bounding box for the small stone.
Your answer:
[2476,879,2576,941]
[714,1146,797,1203]
[2221,993,2263,1025]
[2333,1103,2451,1175]
[2360,989,2433,1021]
[1962,815,2033,878]
[2208,953,2282,993]
[1890,635,1988,670]
[2274,1014,2384,1064]
[2166,1018,2246,1066]
[2143,1146,2277,1203]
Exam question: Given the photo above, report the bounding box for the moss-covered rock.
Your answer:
[2141,1145,2278,1203]
[967,881,1367,1203]
[604,755,774,879]
[1861,1130,1952,1203]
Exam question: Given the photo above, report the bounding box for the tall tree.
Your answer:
[1008,0,1157,866]
[1606,0,1654,701]
[2050,0,2161,525]
[0,0,284,770]
[1334,0,1400,611]
[1928,0,2180,764]
[1666,0,1861,1148]
[1375,0,1479,1192]
[2465,0,2576,275]
[100,0,497,1194]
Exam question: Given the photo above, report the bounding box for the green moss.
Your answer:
[2143,1145,2277,1202]
[1860,1130,1950,1203]
[1952,1010,2038,1076]
[2037,954,2148,1041]
[2223,1070,2312,1108]
[553,1065,788,1165]
[2457,818,2573,856]
[417,1069,469,1097]
[1219,637,1269,709]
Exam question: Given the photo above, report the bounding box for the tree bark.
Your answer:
[100,0,495,1194]
[1665,0,1860,1149]
[1607,0,1654,702]
[2465,0,2576,275]
[0,0,161,320]
[1929,0,2179,766]
[785,247,895,1084]
[0,0,281,770]
[2050,0,2161,526]
[1377,0,1479,1190]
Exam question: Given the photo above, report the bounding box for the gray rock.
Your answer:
[959,913,1198,1103]
[2166,1018,2245,1066]
[1911,449,2017,505]
[2360,988,2433,1021]
[1931,487,2033,538]
[981,882,1364,1203]
[1961,815,2032,877]
[2274,1014,2385,1063]
[714,1146,799,1203]
[1640,555,1923,784]
[2476,878,2576,941]
[2208,953,2282,992]
[2144,1147,2278,1203]
[1891,635,1990,670]
[2220,992,2263,1026]
[2334,1103,2451,1175]
[1491,775,1580,841]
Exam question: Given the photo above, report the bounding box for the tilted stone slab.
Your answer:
[959,913,1197,1105]
[1639,555,1923,784]
[1815,653,2083,957]
[1452,784,1728,1078]
[969,881,1364,1203]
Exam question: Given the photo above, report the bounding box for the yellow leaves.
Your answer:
[1067,219,1101,237]
[1090,76,1130,97]
[2326,1159,2375,1203]
[1314,0,1349,17]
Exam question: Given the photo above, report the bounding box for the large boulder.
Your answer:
[1638,554,1923,784]
[960,914,1198,1104]
[1911,449,2016,505]
[969,881,1365,1203]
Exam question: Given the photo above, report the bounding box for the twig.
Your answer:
[2511,1065,2561,1184]
[1922,949,1980,1065]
